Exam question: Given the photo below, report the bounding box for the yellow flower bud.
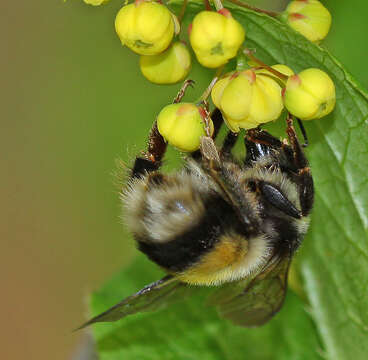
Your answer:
[157,103,214,152]
[283,68,336,120]
[284,0,331,43]
[83,0,109,5]
[223,115,259,131]
[139,42,191,84]
[211,70,284,132]
[211,74,232,108]
[115,1,175,55]
[220,72,253,122]
[189,10,245,68]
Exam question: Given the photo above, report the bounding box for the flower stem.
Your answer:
[236,52,249,71]
[244,48,288,81]
[213,0,224,12]
[197,65,225,104]
[173,79,195,104]
[225,0,279,17]
[203,0,212,11]
[178,0,188,24]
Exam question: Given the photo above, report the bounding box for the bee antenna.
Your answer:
[296,118,309,148]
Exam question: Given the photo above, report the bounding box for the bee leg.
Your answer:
[172,79,195,103]
[131,120,167,178]
[244,128,283,164]
[191,108,224,160]
[285,114,314,216]
[132,81,197,179]
[285,114,308,169]
[211,108,225,140]
[296,118,309,148]
[221,131,239,158]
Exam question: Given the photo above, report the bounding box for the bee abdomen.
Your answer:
[136,195,243,272]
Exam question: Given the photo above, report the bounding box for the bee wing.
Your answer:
[209,255,291,327]
[77,275,195,330]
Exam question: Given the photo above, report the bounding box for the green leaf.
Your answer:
[91,257,322,360]
[88,1,368,359]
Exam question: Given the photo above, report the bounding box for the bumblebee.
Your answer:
[79,102,314,329]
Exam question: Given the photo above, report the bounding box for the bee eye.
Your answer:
[259,182,301,219]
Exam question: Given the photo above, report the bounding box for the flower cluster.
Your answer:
[211,66,292,131]
[80,0,336,152]
[113,0,246,84]
[114,0,189,84]
[210,63,335,131]
[83,0,332,85]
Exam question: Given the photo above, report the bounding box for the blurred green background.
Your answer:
[1,1,367,359]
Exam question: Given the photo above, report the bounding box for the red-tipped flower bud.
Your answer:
[157,103,214,152]
[211,69,284,132]
[283,68,336,120]
[284,0,332,43]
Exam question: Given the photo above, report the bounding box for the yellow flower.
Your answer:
[211,69,284,132]
[189,10,245,68]
[157,103,214,152]
[115,1,175,55]
[283,68,336,120]
[284,0,332,43]
[140,42,191,84]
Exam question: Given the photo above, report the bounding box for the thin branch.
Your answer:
[203,0,212,11]
[225,0,279,17]
[197,65,225,104]
[244,49,288,82]
[178,0,188,24]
